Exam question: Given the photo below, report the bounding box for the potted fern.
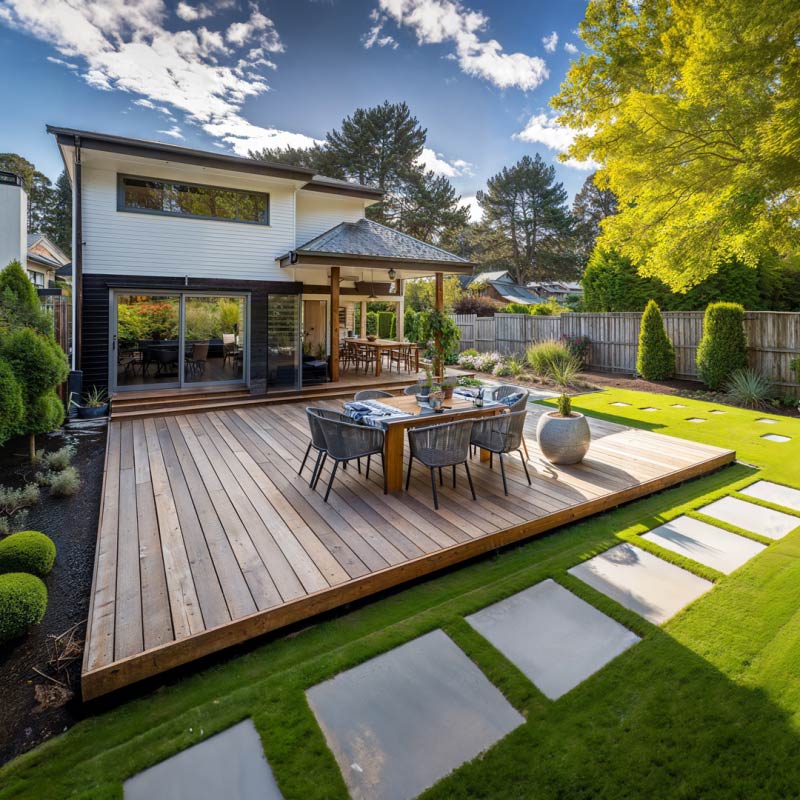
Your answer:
[536,393,590,465]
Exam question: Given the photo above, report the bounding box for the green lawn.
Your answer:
[2,388,800,799]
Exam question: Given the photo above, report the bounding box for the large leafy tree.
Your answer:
[0,154,55,233]
[476,154,574,284]
[572,173,617,270]
[553,0,800,290]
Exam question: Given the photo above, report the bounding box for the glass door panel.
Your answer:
[115,294,180,390]
[183,295,246,385]
[267,294,300,390]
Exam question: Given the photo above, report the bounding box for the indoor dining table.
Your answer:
[345,338,419,376]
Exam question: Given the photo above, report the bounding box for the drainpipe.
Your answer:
[67,135,84,407]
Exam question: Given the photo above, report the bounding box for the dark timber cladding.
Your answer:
[81,274,301,393]
[81,401,735,699]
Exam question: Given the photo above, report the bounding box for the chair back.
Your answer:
[192,341,209,361]
[493,384,529,412]
[354,389,393,401]
[402,384,420,396]
[470,410,527,453]
[306,407,350,450]
[314,413,385,460]
[408,419,474,468]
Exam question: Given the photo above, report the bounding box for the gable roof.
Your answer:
[287,218,472,269]
[27,233,70,265]
[47,125,383,201]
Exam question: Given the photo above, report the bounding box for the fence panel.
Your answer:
[452,314,476,351]
[475,317,496,353]
[745,311,800,394]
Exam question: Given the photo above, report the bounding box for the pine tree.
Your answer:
[636,300,675,380]
[42,171,72,257]
[572,173,617,270]
[0,154,54,233]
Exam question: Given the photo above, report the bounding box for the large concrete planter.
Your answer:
[536,411,590,465]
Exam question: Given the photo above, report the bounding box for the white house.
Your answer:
[48,126,472,396]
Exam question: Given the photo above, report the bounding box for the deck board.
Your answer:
[81,401,736,699]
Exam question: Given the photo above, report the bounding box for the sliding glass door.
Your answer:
[267,294,300,390]
[112,291,248,392]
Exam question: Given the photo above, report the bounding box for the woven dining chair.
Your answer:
[403,383,421,396]
[406,419,476,510]
[491,384,531,458]
[353,389,393,401]
[300,407,350,489]
[470,410,531,495]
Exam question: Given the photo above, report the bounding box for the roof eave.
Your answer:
[277,250,475,275]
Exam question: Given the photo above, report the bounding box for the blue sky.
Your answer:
[0,0,593,217]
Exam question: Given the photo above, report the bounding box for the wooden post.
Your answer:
[359,300,367,338]
[330,267,340,382]
[434,272,444,380]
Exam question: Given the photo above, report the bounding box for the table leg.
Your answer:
[480,448,491,462]
[383,425,404,492]
[374,346,382,377]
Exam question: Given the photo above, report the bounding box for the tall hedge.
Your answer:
[636,300,675,380]
[0,357,23,446]
[696,302,748,389]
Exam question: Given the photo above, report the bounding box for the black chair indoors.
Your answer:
[312,411,386,502]
[299,407,350,490]
[470,410,531,495]
[406,419,476,510]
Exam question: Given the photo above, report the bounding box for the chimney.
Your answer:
[0,171,27,271]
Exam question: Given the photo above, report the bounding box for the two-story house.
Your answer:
[48,126,472,399]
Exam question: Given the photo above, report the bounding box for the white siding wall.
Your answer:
[81,161,296,281]
[295,191,365,247]
[0,182,27,269]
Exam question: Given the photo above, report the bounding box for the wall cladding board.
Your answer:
[295,191,365,247]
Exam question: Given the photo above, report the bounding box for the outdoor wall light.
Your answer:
[388,268,397,280]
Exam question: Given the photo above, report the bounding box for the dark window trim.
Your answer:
[116,173,270,226]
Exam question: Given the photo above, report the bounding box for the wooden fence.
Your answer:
[450,311,800,396]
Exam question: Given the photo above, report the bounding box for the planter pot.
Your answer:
[442,385,455,400]
[536,411,590,465]
[76,403,109,419]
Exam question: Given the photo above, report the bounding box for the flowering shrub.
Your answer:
[562,334,590,365]
[457,350,501,372]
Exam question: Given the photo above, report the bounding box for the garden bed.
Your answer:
[0,419,106,766]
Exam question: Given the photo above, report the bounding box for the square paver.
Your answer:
[306,629,523,800]
[640,407,659,412]
[466,579,639,700]
[671,403,687,408]
[762,433,791,443]
[610,402,631,407]
[568,543,713,625]
[686,417,706,423]
[124,719,282,800]
[756,418,778,424]
[741,480,800,512]
[710,410,726,415]
[698,496,799,540]
[641,516,765,575]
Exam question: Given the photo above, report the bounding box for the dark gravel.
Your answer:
[0,418,106,766]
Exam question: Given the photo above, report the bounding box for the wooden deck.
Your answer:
[82,402,735,699]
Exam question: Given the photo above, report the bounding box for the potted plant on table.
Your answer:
[536,393,590,465]
[440,375,457,400]
[70,386,109,419]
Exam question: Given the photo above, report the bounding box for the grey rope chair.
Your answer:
[313,411,387,502]
[491,385,530,458]
[353,389,394,401]
[406,419,476,510]
[403,383,423,395]
[300,407,351,489]
[470,410,531,495]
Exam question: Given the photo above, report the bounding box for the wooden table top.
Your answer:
[377,394,503,427]
[345,338,415,349]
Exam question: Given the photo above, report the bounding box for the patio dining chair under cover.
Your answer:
[312,411,387,501]
[470,410,531,495]
[406,419,476,510]
[354,389,394,401]
[300,407,350,490]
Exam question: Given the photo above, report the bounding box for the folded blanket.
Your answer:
[344,399,412,428]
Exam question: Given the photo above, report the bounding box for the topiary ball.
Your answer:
[0,531,56,577]
[0,573,48,643]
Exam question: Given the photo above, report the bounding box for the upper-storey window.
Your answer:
[118,174,269,225]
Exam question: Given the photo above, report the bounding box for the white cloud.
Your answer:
[371,0,548,91]
[514,112,598,170]
[174,1,233,22]
[0,0,315,157]
[564,41,578,54]
[542,31,558,53]
[459,195,482,222]
[46,55,78,69]
[419,147,473,177]
[157,125,184,139]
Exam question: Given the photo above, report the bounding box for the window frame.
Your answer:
[116,173,270,226]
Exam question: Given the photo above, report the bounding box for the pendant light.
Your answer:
[369,269,377,299]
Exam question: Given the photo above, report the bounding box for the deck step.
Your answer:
[111,390,252,415]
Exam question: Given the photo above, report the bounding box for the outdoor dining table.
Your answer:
[368,394,506,492]
[344,338,419,377]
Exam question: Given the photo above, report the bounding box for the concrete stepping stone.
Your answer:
[710,410,726,415]
[756,418,778,424]
[741,480,800,512]
[686,417,706,423]
[568,543,712,625]
[124,719,283,800]
[466,579,639,700]
[610,402,631,407]
[671,403,687,408]
[762,433,791,443]
[698,496,799,540]
[640,407,659,412]
[306,629,523,800]
[641,516,765,575]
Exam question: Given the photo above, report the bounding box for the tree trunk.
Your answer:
[29,434,36,463]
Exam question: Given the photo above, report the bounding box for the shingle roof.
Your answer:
[294,218,469,264]
[490,282,543,304]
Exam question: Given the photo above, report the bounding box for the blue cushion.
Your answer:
[501,392,525,408]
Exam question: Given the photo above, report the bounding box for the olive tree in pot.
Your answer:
[536,393,590,465]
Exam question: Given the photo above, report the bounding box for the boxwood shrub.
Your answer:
[637,300,675,380]
[0,530,56,577]
[0,572,48,643]
[696,302,748,389]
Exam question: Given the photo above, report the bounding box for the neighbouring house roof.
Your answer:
[468,270,510,287]
[488,282,544,305]
[46,125,383,201]
[56,262,72,278]
[529,280,583,295]
[27,232,70,266]
[27,251,62,270]
[278,218,474,274]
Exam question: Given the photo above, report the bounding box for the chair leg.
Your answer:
[309,450,323,488]
[324,460,339,502]
[490,451,493,469]
[366,454,371,480]
[381,452,387,494]
[452,464,456,488]
[519,449,532,485]
[298,441,312,476]
[405,455,414,491]
[499,452,508,496]
[464,460,477,500]
[357,457,362,475]
[522,436,530,460]
[312,452,327,489]
[430,467,439,510]
[438,466,444,486]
